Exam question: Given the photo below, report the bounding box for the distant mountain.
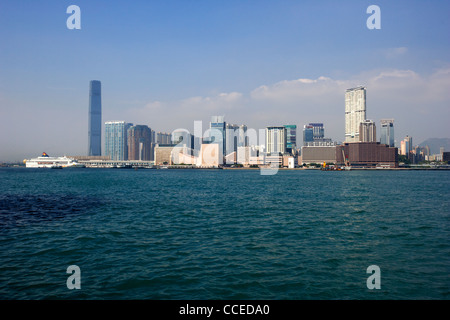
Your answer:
[418,138,450,155]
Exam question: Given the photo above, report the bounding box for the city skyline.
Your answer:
[1,1,450,161]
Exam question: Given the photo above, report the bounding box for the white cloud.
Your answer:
[382,47,408,59]
[250,75,353,103]
[127,67,450,143]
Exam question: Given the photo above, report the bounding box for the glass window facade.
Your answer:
[380,119,394,147]
[284,124,297,154]
[104,121,133,160]
[88,80,102,156]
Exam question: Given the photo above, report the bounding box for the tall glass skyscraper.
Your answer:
[303,125,314,145]
[303,123,324,146]
[380,119,394,147]
[225,123,239,156]
[310,123,324,140]
[104,121,133,160]
[88,80,102,156]
[284,124,297,154]
[210,116,226,159]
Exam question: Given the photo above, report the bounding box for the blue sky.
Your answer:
[1,0,449,161]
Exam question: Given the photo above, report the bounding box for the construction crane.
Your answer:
[342,148,351,170]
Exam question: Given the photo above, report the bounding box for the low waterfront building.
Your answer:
[336,142,398,168]
[282,156,296,168]
[265,154,283,167]
[75,160,154,168]
[154,144,176,165]
[199,143,220,167]
[301,145,337,165]
[237,146,259,166]
[249,156,264,166]
[225,151,236,164]
[68,155,111,161]
[288,157,295,168]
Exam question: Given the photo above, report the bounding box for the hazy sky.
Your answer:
[1,0,449,161]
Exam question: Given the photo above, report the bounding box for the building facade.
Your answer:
[301,145,337,165]
[380,119,394,147]
[310,123,324,140]
[359,119,376,142]
[345,86,366,142]
[225,123,239,156]
[266,126,287,155]
[443,152,450,163]
[284,124,297,154]
[238,125,248,148]
[210,116,226,159]
[154,145,175,165]
[127,125,153,161]
[104,121,133,160]
[400,135,413,156]
[88,80,102,156]
[303,123,330,146]
[303,125,314,146]
[156,132,171,145]
[336,142,398,168]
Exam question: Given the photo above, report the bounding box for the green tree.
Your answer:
[398,155,411,164]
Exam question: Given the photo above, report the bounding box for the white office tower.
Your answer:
[265,126,287,155]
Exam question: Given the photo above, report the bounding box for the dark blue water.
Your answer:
[0,168,449,299]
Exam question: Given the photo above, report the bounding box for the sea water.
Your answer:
[0,168,449,299]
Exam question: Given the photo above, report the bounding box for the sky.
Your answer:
[1,0,449,161]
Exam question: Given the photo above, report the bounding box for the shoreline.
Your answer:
[3,166,450,171]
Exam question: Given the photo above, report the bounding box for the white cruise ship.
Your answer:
[24,152,85,168]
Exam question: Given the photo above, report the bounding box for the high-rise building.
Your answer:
[405,135,412,154]
[303,123,331,146]
[156,132,171,145]
[210,116,226,159]
[149,128,156,161]
[225,123,239,156]
[400,135,412,156]
[345,86,366,142]
[88,80,102,156]
[127,125,153,161]
[284,124,297,154]
[104,121,133,160]
[380,119,394,147]
[359,120,376,142]
[238,125,248,148]
[400,140,406,155]
[303,125,314,145]
[266,126,287,155]
[310,123,324,140]
[172,130,191,146]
